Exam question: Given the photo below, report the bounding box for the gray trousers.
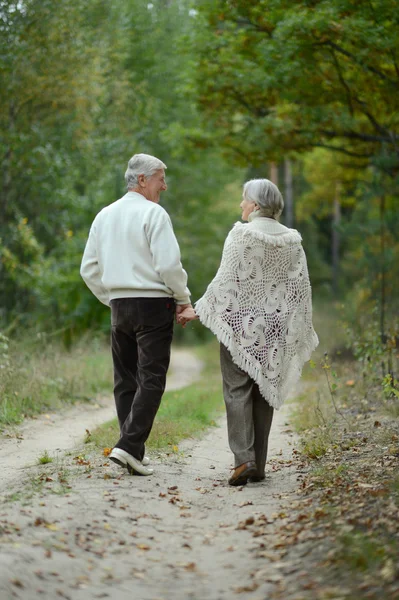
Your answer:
[220,344,274,473]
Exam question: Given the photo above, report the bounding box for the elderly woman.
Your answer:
[180,179,318,486]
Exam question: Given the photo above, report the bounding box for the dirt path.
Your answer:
[0,351,301,600]
[0,348,203,491]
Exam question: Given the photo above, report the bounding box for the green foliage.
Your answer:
[337,532,393,573]
[296,149,360,220]
[300,429,330,459]
[0,0,241,337]
[1,0,398,362]
[37,451,53,465]
[195,0,399,171]
[382,375,399,401]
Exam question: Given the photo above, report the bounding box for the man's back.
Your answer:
[81,191,190,306]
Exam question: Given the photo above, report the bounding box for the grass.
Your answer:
[3,463,72,504]
[307,297,347,362]
[289,386,335,459]
[90,341,224,452]
[37,450,53,465]
[289,301,350,459]
[300,429,330,459]
[311,463,350,488]
[0,334,112,430]
[335,531,396,574]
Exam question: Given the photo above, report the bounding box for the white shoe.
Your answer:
[142,456,150,466]
[109,448,153,476]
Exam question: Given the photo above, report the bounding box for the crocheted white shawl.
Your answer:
[195,217,319,409]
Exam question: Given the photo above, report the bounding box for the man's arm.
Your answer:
[80,222,110,306]
[148,214,191,305]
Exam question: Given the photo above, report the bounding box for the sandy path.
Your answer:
[0,351,301,600]
[0,348,203,491]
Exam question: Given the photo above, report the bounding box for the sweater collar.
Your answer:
[125,191,146,200]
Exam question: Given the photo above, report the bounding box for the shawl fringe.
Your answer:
[196,303,318,410]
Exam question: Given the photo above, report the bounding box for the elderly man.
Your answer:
[80,153,192,476]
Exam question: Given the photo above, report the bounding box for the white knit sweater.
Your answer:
[195,217,319,409]
[80,192,190,306]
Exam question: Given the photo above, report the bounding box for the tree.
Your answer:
[195,0,399,174]
[0,0,240,338]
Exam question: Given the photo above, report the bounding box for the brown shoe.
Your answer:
[228,461,257,487]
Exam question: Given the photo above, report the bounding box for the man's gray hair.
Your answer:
[125,153,167,189]
[243,179,284,219]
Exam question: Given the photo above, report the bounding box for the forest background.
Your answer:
[0,0,398,422]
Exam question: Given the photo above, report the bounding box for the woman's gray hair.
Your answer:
[243,179,284,219]
[125,153,167,189]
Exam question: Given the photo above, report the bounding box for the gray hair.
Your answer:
[243,179,284,219]
[125,153,167,189]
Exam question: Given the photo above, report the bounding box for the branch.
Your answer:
[233,17,273,37]
[232,90,269,118]
[330,49,354,116]
[354,101,392,138]
[321,129,398,144]
[317,40,398,87]
[388,49,399,81]
[365,0,399,81]
[312,143,374,158]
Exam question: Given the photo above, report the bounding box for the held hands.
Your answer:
[175,303,198,328]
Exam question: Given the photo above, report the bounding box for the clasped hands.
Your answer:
[175,304,198,327]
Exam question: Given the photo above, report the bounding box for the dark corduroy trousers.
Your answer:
[111,297,175,461]
[220,343,274,474]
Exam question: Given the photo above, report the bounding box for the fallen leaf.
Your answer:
[234,582,259,593]
[34,571,45,580]
[239,500,253,507]
[131,570,145,579]
[136,544,150,551]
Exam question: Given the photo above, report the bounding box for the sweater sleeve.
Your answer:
[80,219,110,307]
[147,213,190,305]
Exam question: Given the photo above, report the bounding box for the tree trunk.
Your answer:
[1,102,16,226]
[380,195,386,345]
[270,163,278,185]
[284,158,294,227]
[332,182,341,296]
